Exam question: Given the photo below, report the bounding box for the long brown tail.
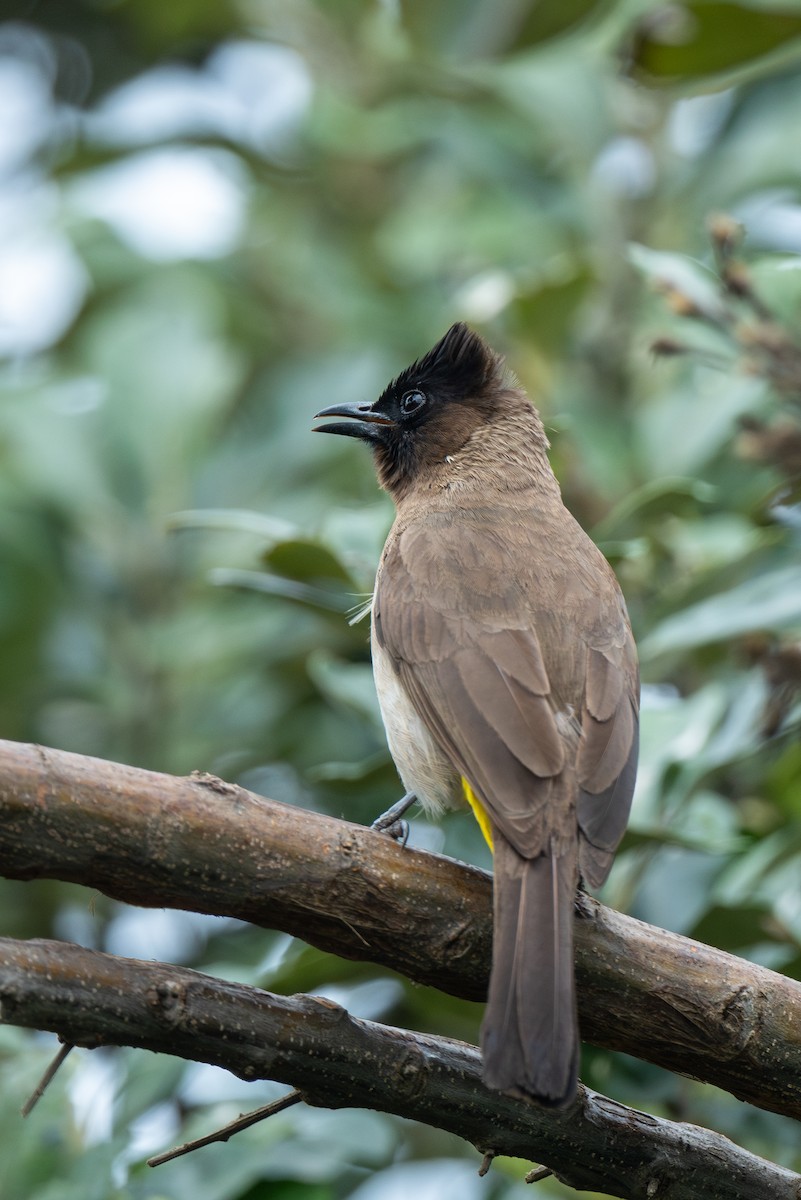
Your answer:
[481,836,579,1106]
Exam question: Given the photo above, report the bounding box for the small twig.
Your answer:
[21,1042,74,1117]
[147,1088,304,1167]
[478,1149,495,1176]
[525,1165,554,1184]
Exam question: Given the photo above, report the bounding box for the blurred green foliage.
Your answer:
[2,0,801,1196]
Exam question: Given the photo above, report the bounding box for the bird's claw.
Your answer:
[371,813,411,845]
[370,791,416,846]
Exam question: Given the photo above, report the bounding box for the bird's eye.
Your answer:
[400,389,426,416]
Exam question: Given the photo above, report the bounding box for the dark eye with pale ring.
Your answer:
[400,389,426,416]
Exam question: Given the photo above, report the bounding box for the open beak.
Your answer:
[312,402,395,442]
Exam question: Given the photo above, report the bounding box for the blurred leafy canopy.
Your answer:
[2,0,801,1196]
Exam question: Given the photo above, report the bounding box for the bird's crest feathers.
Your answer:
[385,322,505,405]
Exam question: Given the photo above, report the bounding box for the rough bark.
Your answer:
[0,937,798,1200]
[1,739,800,1121]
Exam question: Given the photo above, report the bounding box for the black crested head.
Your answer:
[369,323,509,496]
[313,323,514,500]
[383,322,503,409]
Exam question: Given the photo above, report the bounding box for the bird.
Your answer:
[313,322,639,1106]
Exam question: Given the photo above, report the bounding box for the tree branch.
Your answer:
[1,739,800,1120]
[0,937,797,1200]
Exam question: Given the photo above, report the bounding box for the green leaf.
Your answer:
[307,751,390,783]
[691,902,776,951]
[306,650,382,724]
[746,256,801,326]
[264,539,355,586]
[626,1,801,86]
[167,510,297,541]
[208,568,352,613]
[592,476,717,539]
[632,683,731,823]
[511,0,611,50]
[713,826,801,944]
[400,0,608,59]
[510,263,593,352]
[641,564,801,657]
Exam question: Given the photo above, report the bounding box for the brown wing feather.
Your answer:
[577,725,639,889]
[455,644,565,777]
[576,639,640,886]
[397,656,562,857]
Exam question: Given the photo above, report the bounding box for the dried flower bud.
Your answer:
[736,321,792,354]
[707,212,743,259]
[650,337,689,357]
[656,281,704,318]
[736,418,801,476]
[722,261,754,299]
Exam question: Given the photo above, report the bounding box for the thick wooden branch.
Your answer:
[0,937,797,1200]
[1,739,800,1120]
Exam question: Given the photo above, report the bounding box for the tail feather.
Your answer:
[481,837,578,1106]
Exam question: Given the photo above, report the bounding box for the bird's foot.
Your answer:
[371,791,416,845]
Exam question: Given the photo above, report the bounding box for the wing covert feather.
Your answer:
[454,647,564,777]
[375,521,639,867]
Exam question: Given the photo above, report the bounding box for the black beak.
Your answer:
[312,401,394,443]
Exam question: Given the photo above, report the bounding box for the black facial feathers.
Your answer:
[363,324,517,498]
[313,324,521,500]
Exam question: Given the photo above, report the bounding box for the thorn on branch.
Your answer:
[147,1089,304,1168]
[524,1164,554,1184]
[21,1042,75,1117]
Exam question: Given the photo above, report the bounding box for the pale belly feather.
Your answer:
[371,635,461,817]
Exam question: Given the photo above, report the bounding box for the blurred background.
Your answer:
[2,0,801,1196]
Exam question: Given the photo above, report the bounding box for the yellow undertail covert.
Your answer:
[462,777,494,852]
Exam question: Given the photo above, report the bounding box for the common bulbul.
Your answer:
[313,323,639,1106]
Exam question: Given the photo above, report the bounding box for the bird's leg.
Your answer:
[371,791,417,844]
